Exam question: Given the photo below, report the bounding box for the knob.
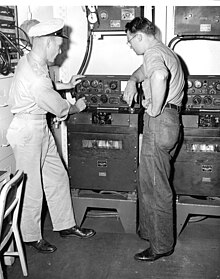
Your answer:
[90,95,98,103]
[109,81,118,90]
[82,80,90,88]
[192,95,202,104]
[203,96,212,105]
[100,94,108,103]
[105,88,111,94]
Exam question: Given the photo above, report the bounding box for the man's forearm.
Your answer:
[55,81,72,91]
[129,66,145,83]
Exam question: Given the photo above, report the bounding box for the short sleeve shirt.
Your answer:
[142,41,185,108]
[8,52,70,118]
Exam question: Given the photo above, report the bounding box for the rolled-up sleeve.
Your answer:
[144,50,168,79]
[31,74,70,118]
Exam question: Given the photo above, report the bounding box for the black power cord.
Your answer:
[77,6,95,75]
[0,30,24,75]
[0,36,10,76]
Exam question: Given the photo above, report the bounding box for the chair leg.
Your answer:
[0,263,4,279]
[13,226,28,276]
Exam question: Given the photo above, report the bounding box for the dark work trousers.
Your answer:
[138,107,181,254]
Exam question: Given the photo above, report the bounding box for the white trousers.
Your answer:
[6,115,76,242]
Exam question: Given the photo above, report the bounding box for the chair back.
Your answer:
[0,170,27,278]
[0,170,24,249]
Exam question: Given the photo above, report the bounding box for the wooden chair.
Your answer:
[0,170,28,278]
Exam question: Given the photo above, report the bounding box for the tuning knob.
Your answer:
[203,96,212,105]
[109,81,118,90]
[192,95,202,104]
[82,80,90,88]
[90,95,98,103]
[100,94,108,104]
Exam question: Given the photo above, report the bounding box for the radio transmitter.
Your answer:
[67,75,143,192]
[173,75,220,197]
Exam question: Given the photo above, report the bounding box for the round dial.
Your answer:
[91,80,99,88]
[215,82,220,91]
[82,80,90,88]
[110,81,118,90]
[100,11,108,20]
[88,12,98,24]
[194,80,202,88]
[187,80,193,88]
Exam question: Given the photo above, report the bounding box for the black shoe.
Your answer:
[134,247,173,262]
[60,225,96,239]
[25,239,57,254]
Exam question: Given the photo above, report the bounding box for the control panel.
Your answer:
[174,6,220,36]
[90,6,144,32]
[185,75,220,110]
[0,6,19,75]
[198,112,220,128]
[74,75,141,110]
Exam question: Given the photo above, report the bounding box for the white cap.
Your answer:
[28,18,68,39]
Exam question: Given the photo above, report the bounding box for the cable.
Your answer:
[77,28,93,75]
[15,25,32,52]
[77,6,94,75]
[0,30,23,56]
[0,36,10,75]
[81,32,93,74]
[0,27,26,75]
[168,35,220,50]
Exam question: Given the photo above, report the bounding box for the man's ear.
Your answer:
[137,33,142,42]
[47,37,53,48]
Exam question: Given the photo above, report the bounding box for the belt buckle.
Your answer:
[166,103,172,109]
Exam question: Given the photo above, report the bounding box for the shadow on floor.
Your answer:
[4,208,220,279]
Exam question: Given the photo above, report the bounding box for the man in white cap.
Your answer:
[6,18,95,253]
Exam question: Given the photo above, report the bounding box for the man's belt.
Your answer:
[14,113,46,120]
[165,103,181,113]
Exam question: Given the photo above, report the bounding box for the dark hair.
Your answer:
[125,17,156,35]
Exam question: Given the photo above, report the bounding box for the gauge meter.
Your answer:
[100,11,108,20]
[216,82,220,91]
[88,12,98,24]
[194,80,202,88]
[187,80,193,88]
